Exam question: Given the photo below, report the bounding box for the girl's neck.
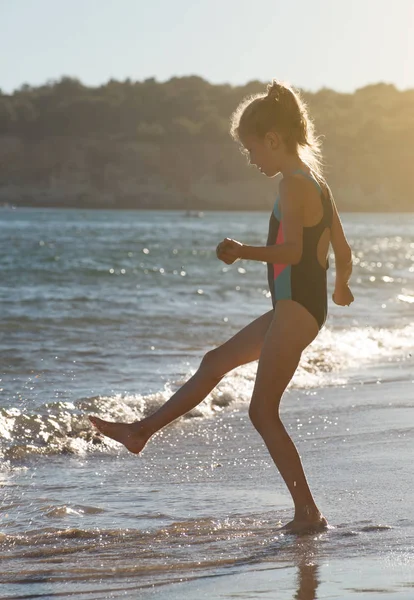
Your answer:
[279,155,308,178]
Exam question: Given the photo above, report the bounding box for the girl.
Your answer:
[89,80,354,534]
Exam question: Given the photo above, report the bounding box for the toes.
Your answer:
[89,416,108,433]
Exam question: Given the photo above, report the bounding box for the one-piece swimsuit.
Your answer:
[266,169,333,330]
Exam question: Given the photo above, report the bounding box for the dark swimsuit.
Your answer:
[266,169,333,330]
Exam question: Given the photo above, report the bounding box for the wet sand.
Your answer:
[1,379,413,599]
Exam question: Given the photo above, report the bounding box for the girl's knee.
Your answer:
[248,403,260,430]
[200,349,225,382]
[248,401,282,433]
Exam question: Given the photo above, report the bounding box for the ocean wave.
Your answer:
[1,323,412,460]
[0,512,393,566]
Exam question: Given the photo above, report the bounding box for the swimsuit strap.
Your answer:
[291,169,322,194]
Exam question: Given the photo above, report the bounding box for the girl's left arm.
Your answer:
[220,177,305,265]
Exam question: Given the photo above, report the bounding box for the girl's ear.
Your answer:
[265,131,280,150]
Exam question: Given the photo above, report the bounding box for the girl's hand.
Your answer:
[332,284,354,306]
[216,238,243,265]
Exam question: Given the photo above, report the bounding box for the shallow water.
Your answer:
[1,208,413,598]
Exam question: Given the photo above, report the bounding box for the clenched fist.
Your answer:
[332,284,354,306]
[216,238,243,265]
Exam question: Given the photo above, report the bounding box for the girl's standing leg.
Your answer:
[248,299,327,533]
[89,310,274,453]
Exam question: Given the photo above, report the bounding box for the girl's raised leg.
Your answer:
[89,310,274,453]
[248,299,328,533]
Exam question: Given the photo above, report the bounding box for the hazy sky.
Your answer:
[2,0,414,93]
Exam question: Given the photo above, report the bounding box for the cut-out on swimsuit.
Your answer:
[266,169,333,330]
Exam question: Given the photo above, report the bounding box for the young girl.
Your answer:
[89,80,354,534]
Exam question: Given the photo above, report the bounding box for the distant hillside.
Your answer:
[0,77,413,210]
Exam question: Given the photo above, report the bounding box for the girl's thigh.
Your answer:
[251,300,319,407]
[208,309,274,376]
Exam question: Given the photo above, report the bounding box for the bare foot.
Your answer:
[88,416,150,454]
[280,514,329,535]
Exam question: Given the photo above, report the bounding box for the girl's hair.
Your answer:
[230,80,323,179]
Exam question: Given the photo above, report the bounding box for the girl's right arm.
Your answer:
[330,197,354,306]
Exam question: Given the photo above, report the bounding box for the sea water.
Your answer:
[1,208,413,599]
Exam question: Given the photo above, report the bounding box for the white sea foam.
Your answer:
[1,322,412,459]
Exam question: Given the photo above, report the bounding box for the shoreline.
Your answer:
[2,380,414,599]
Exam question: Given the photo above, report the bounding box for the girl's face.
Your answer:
[240,132,282,178]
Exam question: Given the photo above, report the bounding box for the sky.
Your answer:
[1,0,414,94]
